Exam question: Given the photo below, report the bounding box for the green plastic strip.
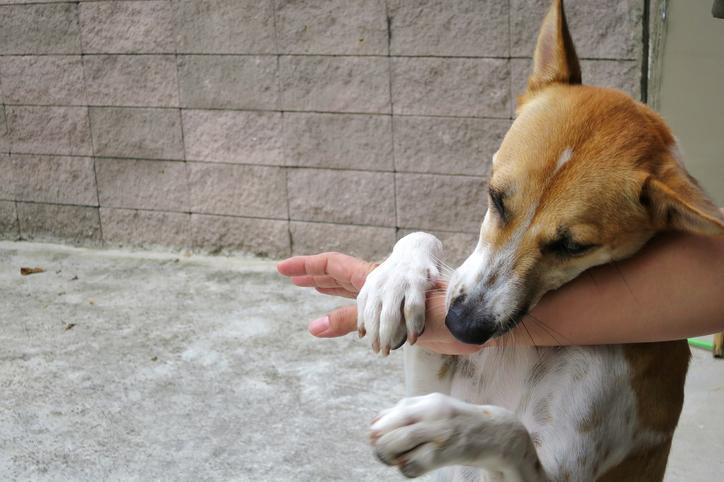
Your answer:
[688,338,714,350]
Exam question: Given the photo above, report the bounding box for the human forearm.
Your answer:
[421,230,724,349]
[520,231,724,346]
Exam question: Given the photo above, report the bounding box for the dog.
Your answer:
[356,1,724,480]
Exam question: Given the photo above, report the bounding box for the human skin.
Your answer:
[277,227,724,356]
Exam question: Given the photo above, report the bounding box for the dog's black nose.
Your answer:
[445,296,497,345]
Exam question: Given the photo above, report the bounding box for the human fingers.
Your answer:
[277,253,377,292]
[315,287,357,298]
[291,275,343,289]
[308,305,358,337]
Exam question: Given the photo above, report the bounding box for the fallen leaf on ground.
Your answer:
[20,267,45,275]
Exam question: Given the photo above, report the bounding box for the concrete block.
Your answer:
[183,110,282,165]
[191,214,290,258]
[84,55,179,107]
[96,158,189,212]
[510,0,643,60]
[511,58,641,104]
[174,0,275,54]
[0,3,80,54]
[17,202,101,244]
[0,0,68,3]
[398,229,478,267]
[0,154,11,200]
[283,113,393,171]
[0,108,7,154]
[101,208,191,248]
[80,1,174,53]
[391,58,510,117]
[287,168,395,226]
[388,0,508,57]
[276,0,387,55]
[510,58,531,109]
[188,163,287,219]
[290,221,395,261]
[280,56,390,113]
[7,106,92,156]
[90,107,184,160]
[581,60,641,100]
[0,56,85,105]
[178,55,278,110]
[9,154,98,206]
[394,116,509,176]
[0,200,19,240]
[396,173,487,233]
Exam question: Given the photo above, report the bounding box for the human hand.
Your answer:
[276,252,484,355]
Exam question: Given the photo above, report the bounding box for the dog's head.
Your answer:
[445,0,724,344]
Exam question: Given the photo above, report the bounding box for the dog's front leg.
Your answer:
[370,393,548,481]
[404,345,453,396]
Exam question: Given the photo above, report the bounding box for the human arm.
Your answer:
[522,230,724,346]
[277,229,724,354]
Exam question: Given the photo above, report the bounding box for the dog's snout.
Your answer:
[445,296,497,346]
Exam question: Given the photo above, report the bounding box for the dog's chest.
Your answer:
[446,347,616,409]
[441,346,649,481]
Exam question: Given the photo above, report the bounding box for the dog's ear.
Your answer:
[641,171,724,236]
[520,0,581,104]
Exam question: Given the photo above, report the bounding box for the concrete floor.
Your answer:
[0,241,721,481]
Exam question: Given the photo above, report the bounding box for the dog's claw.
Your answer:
[392,333,407,351]
[409,325,425,346]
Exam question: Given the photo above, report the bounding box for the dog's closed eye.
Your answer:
[543,234,597,258]
[488,186,507,223]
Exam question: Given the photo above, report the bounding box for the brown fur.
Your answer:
[623,342,690,434]
[596,440,674,482]
[587,342,691,479]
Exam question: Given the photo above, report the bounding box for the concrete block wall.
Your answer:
[0,0,645,263]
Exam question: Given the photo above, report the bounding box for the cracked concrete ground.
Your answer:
[1,241,722,481]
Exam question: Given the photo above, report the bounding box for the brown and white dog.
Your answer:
[357,1,724,480]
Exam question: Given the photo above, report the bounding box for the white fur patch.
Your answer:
[448,203,539,327]
[555,147,573,172]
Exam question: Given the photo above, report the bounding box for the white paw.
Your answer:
[357,232,442,355]
[370,395,534,479]
[369,393,483,478]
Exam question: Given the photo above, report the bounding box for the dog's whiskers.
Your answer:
[613,260,638,303]
[519,319,536,346]
[430,253,457,275]
[524,313,569,345]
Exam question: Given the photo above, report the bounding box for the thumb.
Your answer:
[309,304,358,338]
